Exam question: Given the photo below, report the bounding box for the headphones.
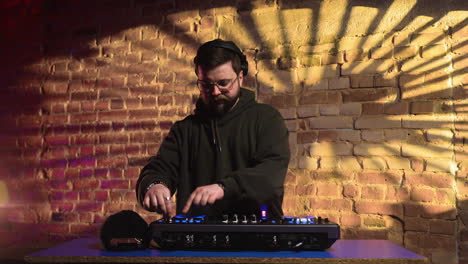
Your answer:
[194,39,249,76]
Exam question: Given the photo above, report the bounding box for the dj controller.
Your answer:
[150,214,340,250]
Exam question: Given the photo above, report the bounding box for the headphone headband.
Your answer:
[194,39,249,76]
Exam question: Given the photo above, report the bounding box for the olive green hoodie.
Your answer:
[136,88,290,217]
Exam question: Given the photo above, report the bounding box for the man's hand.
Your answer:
[143,184,176,217]
[182,184,224,214]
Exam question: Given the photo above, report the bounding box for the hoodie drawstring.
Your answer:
[211,119,222,153]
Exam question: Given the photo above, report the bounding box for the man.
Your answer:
[136,39,290,218]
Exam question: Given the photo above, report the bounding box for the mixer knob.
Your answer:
[241,215,248,224]
[272,235,278,246]
[185,234,194,247]
[232,214,238,224]
[324,217,329,223]
[225,234,230,246]
[318,216,322,224]
[251,214,257,224]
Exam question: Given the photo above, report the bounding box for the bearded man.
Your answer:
[136,39,290,218]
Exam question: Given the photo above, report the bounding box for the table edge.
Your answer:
[25,255,429,264]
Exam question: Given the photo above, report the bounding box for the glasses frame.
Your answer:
[197,75,239,94]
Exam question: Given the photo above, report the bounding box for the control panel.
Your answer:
[150,214,340,250]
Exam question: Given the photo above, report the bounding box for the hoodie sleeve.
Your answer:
[135,122,181,207]
[217,105,290,205]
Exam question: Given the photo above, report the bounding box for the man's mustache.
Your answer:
[210,96,228,102]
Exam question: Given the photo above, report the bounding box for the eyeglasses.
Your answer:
[197,76,239,94]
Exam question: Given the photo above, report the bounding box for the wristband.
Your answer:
[217,183,225,190]
[145,181,168,193]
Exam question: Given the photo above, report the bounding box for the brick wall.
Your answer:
[0,0,466,263]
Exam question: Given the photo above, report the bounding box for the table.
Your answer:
[25,238,427,264]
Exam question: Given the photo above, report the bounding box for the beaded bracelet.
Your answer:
[145,181,168,193]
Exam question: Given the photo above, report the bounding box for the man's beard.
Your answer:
[205,91,240,117]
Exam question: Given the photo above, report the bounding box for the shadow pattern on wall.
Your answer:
[0,0,467,263]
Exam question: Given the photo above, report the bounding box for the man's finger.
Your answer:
[165,199,176,217]
[207,194,218,204]
[150,194,158,211]
[143,195,151,210]
[192,191,204,206]
[162,195,173,218]
[157,193,167,214]
[182,193,195,213]
[199,192,210,206]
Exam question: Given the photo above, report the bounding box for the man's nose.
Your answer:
[211,85,222,96]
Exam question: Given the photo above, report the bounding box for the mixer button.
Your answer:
[222,215,229,224]
[241,215,248,224]
[250,214,257,224]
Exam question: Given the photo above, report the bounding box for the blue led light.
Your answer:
[174,214,185,218]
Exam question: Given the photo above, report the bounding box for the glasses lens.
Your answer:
[197,81,213,92]
[197,76,238,92]
[215,79,232,87]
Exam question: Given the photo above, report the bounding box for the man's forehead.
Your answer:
[197,61,235,77]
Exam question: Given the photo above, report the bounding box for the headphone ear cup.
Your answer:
[240,54,248,76]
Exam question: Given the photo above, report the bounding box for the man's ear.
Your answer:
[238,70,244,87]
